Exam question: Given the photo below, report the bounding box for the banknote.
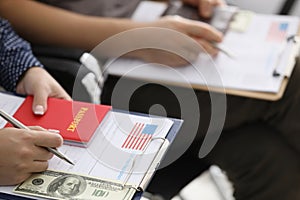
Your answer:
[14,170,136,200]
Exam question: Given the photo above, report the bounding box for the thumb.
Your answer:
[199,0,213,18]
[32,91,48,115]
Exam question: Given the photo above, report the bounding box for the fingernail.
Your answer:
[34,105,45,115]
[47,129,60,134]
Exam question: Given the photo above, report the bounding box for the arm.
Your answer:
[0,127,63,185]
[0,18,43,92]
[0,18,71,115]
[0,0,223,54]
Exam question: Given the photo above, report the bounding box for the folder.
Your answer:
[105,1,300,101]
[0,92,183,200]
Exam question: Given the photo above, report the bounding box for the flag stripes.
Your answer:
[121,123,157,151]
[266,22,288,42]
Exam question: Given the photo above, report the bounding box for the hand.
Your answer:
[182,0,226,18]
[152,16,223,54]
[0,127,63,185]
[124,16,223,66]
[148,16,223,55]
[16,67,72,115]
[97,15,223,66]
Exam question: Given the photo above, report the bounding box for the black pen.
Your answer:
[0,109,74,165]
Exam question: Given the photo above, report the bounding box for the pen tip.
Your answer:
[64,158,75,165]
[68,160,75,165]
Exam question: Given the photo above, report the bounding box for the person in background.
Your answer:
[0,17,71,185]
[0,0,224,64]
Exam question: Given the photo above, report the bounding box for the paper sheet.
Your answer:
[0,93,25,127]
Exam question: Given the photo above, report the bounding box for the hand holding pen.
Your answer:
[0,109,74,185]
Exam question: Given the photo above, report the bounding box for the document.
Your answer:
[0,93,176,199]
[106,2,300,96]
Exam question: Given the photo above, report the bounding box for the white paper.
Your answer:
[0,93,25,128]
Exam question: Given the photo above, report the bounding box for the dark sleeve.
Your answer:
[0,18,43,92]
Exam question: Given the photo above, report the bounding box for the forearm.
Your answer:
[0,0,146,51]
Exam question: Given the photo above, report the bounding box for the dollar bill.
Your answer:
[14,170,136,200]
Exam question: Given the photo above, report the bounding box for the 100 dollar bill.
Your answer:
[14,170,136,200]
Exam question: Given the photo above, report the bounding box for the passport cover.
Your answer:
[7,96,111,146]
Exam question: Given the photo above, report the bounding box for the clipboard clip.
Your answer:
[287,34,300,43]
[120,137,168,191]
[272,35,300,77]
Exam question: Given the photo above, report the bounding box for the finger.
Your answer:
[28,126,47,131]
[186,20,223,42]
[54,87,72,101]
[199,0,214,18]
[31,89,48,115]
[32,147,54,161]
[197,39,219,55]
[32,130,63,148]
[28,126,60,135]
[31,161,49,173]
[49,82,72,101]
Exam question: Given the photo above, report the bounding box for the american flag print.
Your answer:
[121,123,158,151]
[266,22,288,42]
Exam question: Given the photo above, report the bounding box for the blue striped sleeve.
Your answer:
[0,18,43,92]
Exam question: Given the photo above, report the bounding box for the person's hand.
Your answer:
[151,16,223,55]
[122,16,223,66]
[132,15,223,66]
[0,127,63,185]
[182,0,226,18]
[16,67,72,115]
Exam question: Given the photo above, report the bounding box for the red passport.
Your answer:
[7,96,111,146]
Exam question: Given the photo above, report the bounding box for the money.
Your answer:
[14,170,136,200]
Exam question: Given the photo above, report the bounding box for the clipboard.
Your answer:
[161,2,300,101]
[0,92,183,200]
[104,1,300,102]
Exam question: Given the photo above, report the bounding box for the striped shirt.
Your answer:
[0,18,43,92]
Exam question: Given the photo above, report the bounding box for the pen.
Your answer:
[0,109,74,165]
[211,42,236,59]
